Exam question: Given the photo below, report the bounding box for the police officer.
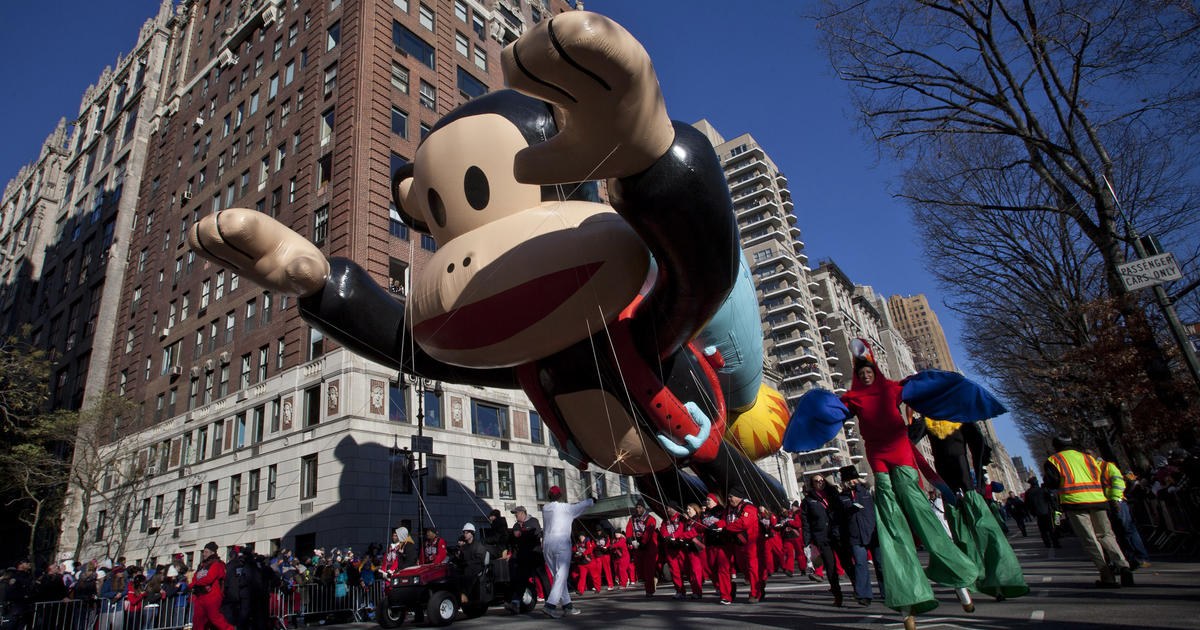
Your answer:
[1044,436,1132,587]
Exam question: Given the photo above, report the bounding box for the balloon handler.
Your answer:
[784,339,1008,629]
[187,11,791,516]
[909,416,1029,601]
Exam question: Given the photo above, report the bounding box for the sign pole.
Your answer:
[1104,177,1200,390]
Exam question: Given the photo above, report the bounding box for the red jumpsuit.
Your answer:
[626,513,658,595]
[683,517,707,596]
[701,508,732,601]
[191,556,234,630]
[593,535,615,589]
[725,500,763,601]
[758,513,785,578]
[782,508,807,573]
[572,540,596,593]
[612,536,634,586]
[419,537,447,564]
[661,514,697,596]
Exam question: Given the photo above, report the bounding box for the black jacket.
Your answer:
[511,516,542,557]
[908,420,990,493]
[1024,485,1052,517]
[802,490,845,546]
[839,484,877,547]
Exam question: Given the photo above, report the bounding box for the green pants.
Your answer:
[874,465,980,615]
[948,492,1029,598]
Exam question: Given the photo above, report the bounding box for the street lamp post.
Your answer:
[402,374,442,537]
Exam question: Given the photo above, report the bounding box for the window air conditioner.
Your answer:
[219,351,231,364]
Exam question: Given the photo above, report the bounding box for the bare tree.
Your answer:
[814,0,1200,416]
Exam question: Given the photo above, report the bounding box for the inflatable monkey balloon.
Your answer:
[189,11,787,512]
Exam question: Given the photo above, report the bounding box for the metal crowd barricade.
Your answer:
[30,595,194,630]
[31,580,383,630]
[270,581,384,626]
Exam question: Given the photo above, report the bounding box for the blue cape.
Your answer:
[900,370,1006,422]
[782,389,849,453]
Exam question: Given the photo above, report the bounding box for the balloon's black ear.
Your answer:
[391,162,430,233]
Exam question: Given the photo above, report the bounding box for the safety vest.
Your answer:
[1047,450,1106,505]
[1100,460,1126,501]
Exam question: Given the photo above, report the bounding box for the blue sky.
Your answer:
[0,0,1035,470]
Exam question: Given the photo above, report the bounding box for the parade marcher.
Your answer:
[1044,436,1133,587]
[700,494,733,604]
[1005,495,1029,537]
[505,505,543,614]
[756,507,783,580]
[839,465,886,606]
[803,475,855,607]
[192,542,234,630]
[782,501,814,580]
[909,417,1029,601]
[660,505,697,599]
[1093,452,1150,569]
[571,533,596,595]
[420,527,449,565]
[542,485,594,618]
[838,345,979,625]
[454,523,489,599]
[724,486,764,603]
[592,527,615,591]
[682,504,707,599]
[625,500,659,597]
[1024,478,1060,549]
[611,531,634,588]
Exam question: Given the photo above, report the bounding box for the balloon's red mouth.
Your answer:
[414,262,604,351]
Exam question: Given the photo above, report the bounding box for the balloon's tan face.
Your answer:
[396,115,650,369]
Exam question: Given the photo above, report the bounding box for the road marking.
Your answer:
[1042,576,1052,583]
[1031,610,1045,621]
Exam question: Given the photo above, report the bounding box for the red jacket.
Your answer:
[420,538,447,565]
[661,514,696,546]
[125,582,144,612]
[610,536,630,560]
[191,556,226,601]
[724,500,760,547]
[572,540,595,564]
[626,513,658,548]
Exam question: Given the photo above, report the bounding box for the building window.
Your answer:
[320,106,335,145]
[423,391,441,428]
[454,0,467,22]
[248,469,261,511]
[229,474,242,515]
[270,398,281,432]
[394,22,435,69]
[421,233,437,251]
[473,459,492,498]
[239,354,251,389]
[218,364,230,397]
[391,106,408,138]
[579,470,593,500]
[455,32,469,56]
[189,485,201,523]
[277,337,286,370]
[529,410,544,445]
[300,454,318,499]
[419,3,434,30]
[595,472,608,498]
[326,21,340,51]
[308,326,324,360]
[389,381,406,422]
[534,466,549,501]
[498,462,515,500]
[324,64,338,98]
[419,80,436,110]
[175,489,186,526]
[317,155,332,190]
[391,62,409,94]
[304,384,321,427]
[620,475,630,494]
[474,47,487,72]
[427,455,446,495]
[258,345,269,381]
[457,66,487,100]
[267,464,277,500]
[388,257,408,296]
[471,400,509,439]
[312,205,329,246]
[206,481,218,520]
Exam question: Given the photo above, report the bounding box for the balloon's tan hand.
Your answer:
[187,208,329,297]
[501,11,673,185]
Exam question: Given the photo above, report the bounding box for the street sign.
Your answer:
[411,435,434,454]
[1118,252,1182,292]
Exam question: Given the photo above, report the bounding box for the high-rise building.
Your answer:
[887,293,957,372]
[693,121,863,481]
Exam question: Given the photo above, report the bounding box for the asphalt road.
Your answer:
[318,533,1200,629]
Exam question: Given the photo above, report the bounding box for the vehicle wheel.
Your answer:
[518,586,536,613]
[462,603,488,618]
[427,590,458,626]
[376,599,405,628]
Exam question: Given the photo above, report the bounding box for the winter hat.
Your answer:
[166,566,179,578]
[548,485,563,500]
[705,493,720,505]
[397,527,409,541]
[462,523,476,532]
[204,541,219,552]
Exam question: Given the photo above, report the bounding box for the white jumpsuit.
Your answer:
[542,498,594,607]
